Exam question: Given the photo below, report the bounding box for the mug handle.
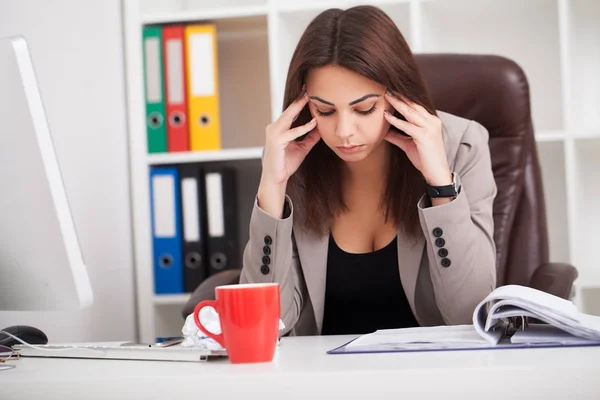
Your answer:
[193,300,226,348]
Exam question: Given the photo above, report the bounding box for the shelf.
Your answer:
[568,0,600,132]
[154,302,189,339]
[572,129,600,140]
[572,138,600,286]
[577,286,600,316]
[420,0,564,132]
[147,146,263,164]
[141,1,268,24]
[536,140,570,264]
[154,294,191,305]
[274,0,412,13]
[535,130,567,142]
[215,16,272,149]
[144,13,271,154]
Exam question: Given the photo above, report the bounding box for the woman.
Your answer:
[240,5,497,336]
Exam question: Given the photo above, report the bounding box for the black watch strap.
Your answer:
[425,173,461,198]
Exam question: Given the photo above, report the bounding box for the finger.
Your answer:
[276,93,310,129]
[384,131,412,151]
[282,118,317,142]
[400,98,436,122]
[384,91,426,127]
[297,129,321,151]
[384,110,420,138]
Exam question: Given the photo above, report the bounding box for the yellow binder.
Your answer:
[184,24,221,151]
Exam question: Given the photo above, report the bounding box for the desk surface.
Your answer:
[3,335,599,399]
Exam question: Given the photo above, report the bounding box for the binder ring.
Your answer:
[185,252,202,269]
[170,111,185,127]
[210,252,227,270]
[148,112,164,128]
[159,254,173,269]
[199,114,211,127]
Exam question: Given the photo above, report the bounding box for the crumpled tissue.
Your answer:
[181,306,286,350]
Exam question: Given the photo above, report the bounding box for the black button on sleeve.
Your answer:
[264,235,273,245]
[260,265,270,275]
[262,255,271,265]
[438,248,448,258]
[435,238,445,248]
[441,258,452,268]
[263,246,271,255]
[432,227,443,237]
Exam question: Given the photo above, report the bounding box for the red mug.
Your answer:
[193,283,280,364]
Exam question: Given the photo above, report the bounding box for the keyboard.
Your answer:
[14,341,227,362]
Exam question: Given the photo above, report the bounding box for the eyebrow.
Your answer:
[309,93,381,106]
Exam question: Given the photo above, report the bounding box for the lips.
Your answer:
[336,144,364,153]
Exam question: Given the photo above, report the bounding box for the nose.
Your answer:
[335,114,356,141]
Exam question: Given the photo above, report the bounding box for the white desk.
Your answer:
[3,335,599,399]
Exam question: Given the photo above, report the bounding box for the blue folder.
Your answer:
[149,167,184,294]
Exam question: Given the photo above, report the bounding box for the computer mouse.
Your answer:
[0,325,48,348]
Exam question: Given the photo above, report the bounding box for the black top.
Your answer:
[321,233,419,335]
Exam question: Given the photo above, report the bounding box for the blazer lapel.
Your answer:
[293,226,329,334]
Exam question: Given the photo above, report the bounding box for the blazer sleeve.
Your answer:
[239,196,303,336]
[417,120,498,325]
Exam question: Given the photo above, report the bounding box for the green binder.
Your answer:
[142,26,167,153]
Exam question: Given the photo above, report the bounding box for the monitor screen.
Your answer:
[0,36,93,311]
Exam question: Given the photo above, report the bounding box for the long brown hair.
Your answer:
[285,5,436,240]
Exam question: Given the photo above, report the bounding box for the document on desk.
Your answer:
[336,325,491,352]
[328,284,600,355]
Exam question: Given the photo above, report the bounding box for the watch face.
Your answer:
[454,173,461,194]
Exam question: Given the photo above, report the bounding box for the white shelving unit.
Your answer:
[123,0,600,342]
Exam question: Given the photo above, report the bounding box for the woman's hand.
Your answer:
[383,90,452,187]
[261,92,321,186]
[257,92,320,218]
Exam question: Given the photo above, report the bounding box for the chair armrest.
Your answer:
[181,269,242,319]
[530,262,578,300]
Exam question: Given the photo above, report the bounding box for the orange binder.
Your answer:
[184,24,221,151]
[162,25,189,152]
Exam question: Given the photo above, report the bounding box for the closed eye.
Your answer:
[315,104,378,117]
[315,109,335,117]
[356,105,377,115]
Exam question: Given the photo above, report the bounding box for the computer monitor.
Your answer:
[0,35,93,311]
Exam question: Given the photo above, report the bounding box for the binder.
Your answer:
[327,285,600,355]
[142,26,167,153]
[178,164,208,292]
[149,167,184,294]
[162,25,190,153]
[184,24,221,151]
[204,167,239,275]
[328,324,600,355]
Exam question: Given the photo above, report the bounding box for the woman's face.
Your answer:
[305,65,394,163]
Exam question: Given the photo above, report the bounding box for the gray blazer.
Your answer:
[240,111,498,336]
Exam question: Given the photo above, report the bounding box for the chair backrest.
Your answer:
[414,54,549,287]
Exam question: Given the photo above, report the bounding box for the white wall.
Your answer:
[0,0,136,342]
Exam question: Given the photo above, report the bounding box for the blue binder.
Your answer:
[149,167,183,294]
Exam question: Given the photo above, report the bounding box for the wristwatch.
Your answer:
[425,172,461,199]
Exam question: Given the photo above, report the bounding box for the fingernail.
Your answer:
[310,117,316,123]
[385,89,392,96]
